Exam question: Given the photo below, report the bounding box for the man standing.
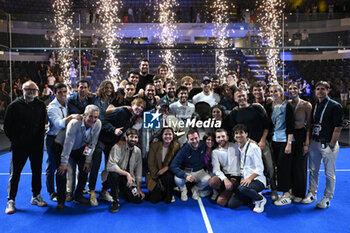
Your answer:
[143,84,158,111]
[302,81,343,209]
[192,76,220,107]
[46,83,81,201]
[5,81,47,214]
[170,129,211,201]
[160,80,178,105]
[67,80,95,115]
[169,86,195,121]
[54,104,101,210]
[210,129,240,207]
[138,59,154,90]
[106,128,145,213]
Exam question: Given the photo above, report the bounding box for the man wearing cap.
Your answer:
[192,76,221,107]
[301,81,343,209]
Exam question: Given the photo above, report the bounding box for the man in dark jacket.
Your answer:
[4,81,47,214]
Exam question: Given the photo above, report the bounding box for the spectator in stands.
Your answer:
[293,30,302,46]
[106,128,144,213]
[268,84,294,206]
[209,129,240,207]
[147,127,180,204]
[82,55,88,77]
[0,80,11,107]
[68,65,78,88]
[46,83,82,202]
[128,7,134,23]
[193,76,220,107]
[47,72,56,90]
[288,83,312,203]
[302,81,343,209]
[54,104,101,210]
[228,124,267,213]
[339,79,348,106]
[41,83,54,102]
[328,2,334,19]
[170,129,211,201]
[153,75,166,98]
[5,81,47,214]
[301,29,309,46]
[138,59,154,90]
[160,80,177,105]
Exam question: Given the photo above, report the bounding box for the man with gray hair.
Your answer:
[5,81,47,214]
[54,104,101,210]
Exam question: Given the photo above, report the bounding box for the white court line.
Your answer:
[1,170,350,176]
[198,198,214,233]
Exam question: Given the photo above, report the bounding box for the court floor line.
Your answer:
[198,197,214,233]
[1,169,350,175]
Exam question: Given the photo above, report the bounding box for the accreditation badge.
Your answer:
[312,124,322,136]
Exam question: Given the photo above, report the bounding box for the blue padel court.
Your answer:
[0,148,349,233]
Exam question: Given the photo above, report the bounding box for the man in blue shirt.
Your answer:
[170,129,211,201]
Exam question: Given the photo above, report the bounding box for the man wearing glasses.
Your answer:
[302,81,344,209]
[4,81,47,214]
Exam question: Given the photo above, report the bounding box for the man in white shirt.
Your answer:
[209,129,240,207]
[192,76,220,107]
[227,124,267,213]
[169,86,195,120]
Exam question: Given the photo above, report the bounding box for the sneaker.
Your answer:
[171,195,176,203]
[271,190,278,201]
[31,194,47,207]
[56,202,65,211]
[5,200,15,214]
[99,190,114,202]
[180,189,188,201]
[191,187,200,200]
[301,192,317,204]
[74,196,90,205]
[90,190,98,206]
[199,189,211,198]
[211,191,218,201]
[66,192,73,202]
[274,194,292,206]
[50,192,57,202]
[253,195,267,213]
[109,201,119,213]
[316,197,330,209]
[293,197,303,203]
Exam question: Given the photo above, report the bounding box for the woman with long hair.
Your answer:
[202,133,218,200]
[288,82,312,202]
[147,127,180,203]
[269,83,295,206]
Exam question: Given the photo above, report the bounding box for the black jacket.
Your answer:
[4,97,46,151]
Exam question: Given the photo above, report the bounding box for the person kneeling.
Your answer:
[105,128,145,213]
[228,124,267,213]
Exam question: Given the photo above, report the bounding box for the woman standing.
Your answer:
[147,127,180,203]
[269,84,295,206]
[288,83,312,202]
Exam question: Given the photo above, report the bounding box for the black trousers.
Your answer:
[108,172,142,204]
[54,143,88,204]
[272,141,293,193]
[148,170,175,204]
[292,128,308,198]
[228,180,265,209]
[7,149,43,200]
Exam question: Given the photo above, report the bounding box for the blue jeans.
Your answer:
[45,135,57,194]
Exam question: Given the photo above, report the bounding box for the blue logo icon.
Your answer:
[143,111,162,129]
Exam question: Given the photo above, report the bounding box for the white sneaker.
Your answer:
[316,197,331,209]
[293,197,303,203]
[211,191,218,201]
[180,188,188,201]
[199,189,210,198]
[253,195,267,213]
[171,195,176,203]
[271,190,278,201]
[191,187,200,200]
[301,192,317,204]
[5,200,15,214]
[98,190,113,202]
[274,194,292,206]
[90,190,98,206]
[30,194,47,207]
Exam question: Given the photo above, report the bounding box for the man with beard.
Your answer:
[160,80,177,105]
[67,80,96,115]
[209,129,240,207]
[106,128,144,213]
[5,81,47,214]
[106,82,137,114]
[143,83,159,111]
[138,59,154,90]
[169,86,195,121]
[170,129,211,201]
[192,76,220,107]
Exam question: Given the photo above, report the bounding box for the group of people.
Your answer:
[3,59,344,215]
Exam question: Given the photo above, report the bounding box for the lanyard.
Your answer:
[240,141,251,171]
[313,97,329,124]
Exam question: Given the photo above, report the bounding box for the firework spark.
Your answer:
[52,0,74,89]
[155,0,179,78]
[256,0,285,81]
[96,0,123,88]
[210,0,230,83]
